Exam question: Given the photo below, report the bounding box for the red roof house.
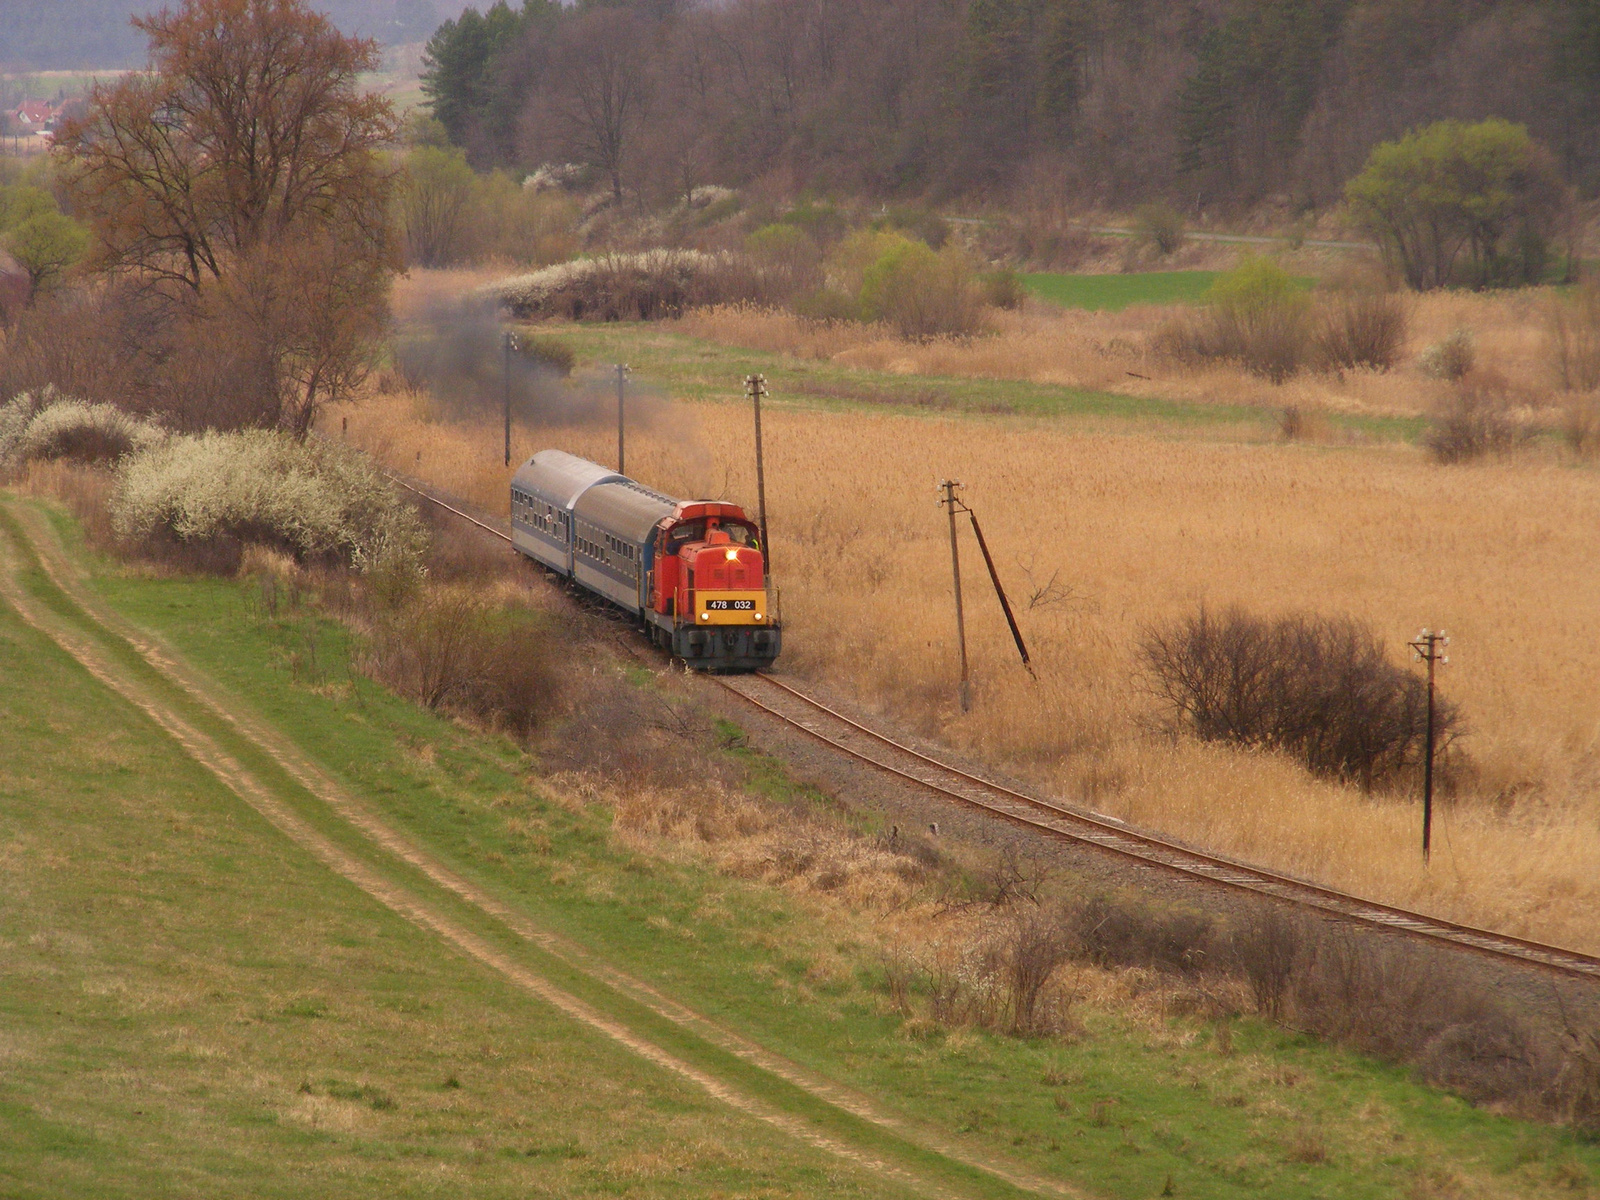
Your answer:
[11,101,56,128]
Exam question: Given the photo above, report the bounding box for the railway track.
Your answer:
[392,470,1600,986]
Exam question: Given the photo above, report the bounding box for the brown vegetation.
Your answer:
[668,281,1589,427]
[341,345,1600,955]
[427,0,1600,219]
[1141,608,1461,791]
[51,0,399,437]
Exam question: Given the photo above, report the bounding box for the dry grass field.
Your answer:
[671,286,1565,422]
[352,273,1600,955]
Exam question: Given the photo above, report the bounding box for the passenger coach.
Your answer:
[510,449,780,671]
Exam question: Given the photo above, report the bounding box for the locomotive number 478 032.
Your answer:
[706,599,756,611]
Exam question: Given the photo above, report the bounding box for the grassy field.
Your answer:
[528,282,1563,431]
[525,319,1424,444]
[1020,272,1224,311]
[0,507,910,1199]
[5,496,1599,1198]
[1017,272,1319,313]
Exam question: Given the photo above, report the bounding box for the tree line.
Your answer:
[421,0,1600,211]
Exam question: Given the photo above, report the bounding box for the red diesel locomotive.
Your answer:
[510,449,780,671]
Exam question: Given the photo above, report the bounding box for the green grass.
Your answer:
[5,499,1598,1199]
[538,323,1427,444]
[0,510,912,1200]
[1020,271,1318,312]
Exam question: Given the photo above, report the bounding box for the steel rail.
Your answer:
[395,468,1600,984]
[716,672,1600,982]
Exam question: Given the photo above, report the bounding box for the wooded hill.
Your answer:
[423,0,1600,212]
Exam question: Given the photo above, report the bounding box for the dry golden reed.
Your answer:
[338,384,1600,955]
[673,287,1568,423]
[341,271,1600,954]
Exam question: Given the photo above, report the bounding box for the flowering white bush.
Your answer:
[522,162,583,193]
[0,388,167,469]
[687,184,736,210]
[112,430,427,573]
[485,249,761,321]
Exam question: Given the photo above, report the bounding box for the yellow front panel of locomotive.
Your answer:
[694,591,770,625]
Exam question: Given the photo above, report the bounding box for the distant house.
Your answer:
[11,100,56,128]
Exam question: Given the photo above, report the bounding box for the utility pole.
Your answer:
[745,374,771,575]
[1407,628,1450,862]
[615,363,630,475]
[965,508,1033,676]
[502,330,520,468]
[940,479,971,713]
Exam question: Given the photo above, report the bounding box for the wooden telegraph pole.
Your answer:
[1407,628,1450,862]
[502,330,519,467]
[615,363,629,474]
[745,374,771,573]
[940,480,971,713]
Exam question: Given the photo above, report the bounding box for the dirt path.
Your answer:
[0,499,1086,1200]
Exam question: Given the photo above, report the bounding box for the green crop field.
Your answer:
[1019,271,1316,312]
[534,324,1425,444]
[2,497,1596,1198]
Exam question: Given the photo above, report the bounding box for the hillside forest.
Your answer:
[422,0,1600,213]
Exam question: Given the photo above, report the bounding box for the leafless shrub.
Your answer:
[1157,284,1405,382]
[1231,911,1301,1021]
[1316,291,1409,372]
[1417,328,1476,381]
[1549,279,1600,392]
[1004,913,1076,1036]
[1133,202,1186,257]
[1278,405,1335,443]
[1291,928,1553,1109]
[416,502,522,584]
[1562,393,1600,458]
[361,586,559,737]
[883,950,916,1017]
[981,214,1090,270]
[980,269,1026,311]
[939,844,1049,911]
[896,910,1079,1038]
[1153,304,1311,384]
[1559,1025,1600,1136]
[1424,375,1528,464]
[1068,894,1214,975]
[1140,607,1462,791]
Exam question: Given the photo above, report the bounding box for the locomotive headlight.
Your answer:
[725,548,739,562]
[754,613,763,621]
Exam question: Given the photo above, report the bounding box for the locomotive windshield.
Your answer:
[667,518,758,548]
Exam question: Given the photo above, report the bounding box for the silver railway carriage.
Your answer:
[511,450,780,672]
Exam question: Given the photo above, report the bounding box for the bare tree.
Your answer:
[57,0,398,293]
[529,9,652,206]
[53,0,399,436]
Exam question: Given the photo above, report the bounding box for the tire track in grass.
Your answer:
[0,500,1086,1200]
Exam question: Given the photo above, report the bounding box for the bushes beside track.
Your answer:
[111,429,427,575]
[489,250,765,321]
[0,388,167,470]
